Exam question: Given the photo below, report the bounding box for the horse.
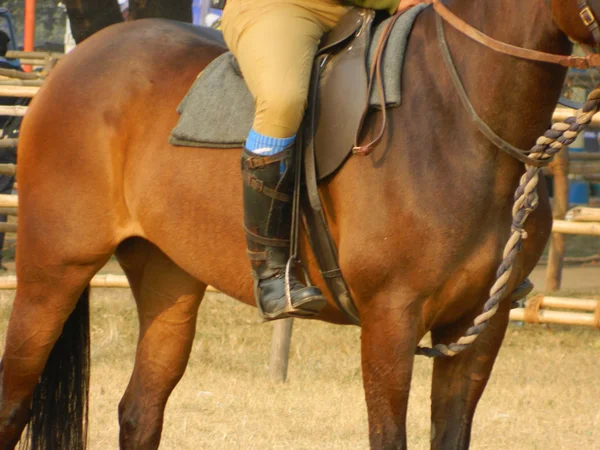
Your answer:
[0,0,593,449]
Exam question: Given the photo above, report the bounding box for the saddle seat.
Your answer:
[170,5,427,179]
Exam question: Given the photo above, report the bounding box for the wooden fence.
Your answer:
[543,144,600,292]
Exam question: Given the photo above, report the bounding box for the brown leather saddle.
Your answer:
[307,8,374,181]
[300,8,380,324]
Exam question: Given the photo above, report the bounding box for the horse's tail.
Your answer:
[26,286,91,450]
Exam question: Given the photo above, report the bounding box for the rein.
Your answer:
[429,0,600,69]
[415,0,600,357]
[347,1,600,357]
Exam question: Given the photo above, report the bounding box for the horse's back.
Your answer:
[24,19,225,131]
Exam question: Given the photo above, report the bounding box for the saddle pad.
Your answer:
[169,5,426,149]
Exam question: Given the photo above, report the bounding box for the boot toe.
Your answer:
[259,279,327,318]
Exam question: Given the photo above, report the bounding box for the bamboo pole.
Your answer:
[0,223,17,233]
[545,146,569,292]
[552,220,600,235]
[269,318,294,383]
[0,106,27,117]
[568,161,600,176]
[565,207,600,222]
[0,275,219,291]
[6,51,63,60]
[568,152,600,161]
[0,68,42,80]
[0,195,18,208]
[510,308,598,327]
[0,140,18,149]
[540,296,598,311]
[0,208,17,216]
[0,80,44,87]
[0,164,16,176]
[0,86,38,98]
[552,108,600,126]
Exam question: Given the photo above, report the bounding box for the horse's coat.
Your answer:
[0,1,592,449]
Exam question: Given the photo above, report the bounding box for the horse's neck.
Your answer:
[447,0,572,169]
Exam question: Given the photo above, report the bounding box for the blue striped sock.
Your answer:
[245,129,296,156]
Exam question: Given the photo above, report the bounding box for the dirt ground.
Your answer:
[0,234,598,449]
[0,266,599,449]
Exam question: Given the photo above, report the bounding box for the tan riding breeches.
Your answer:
[222,0,350,138]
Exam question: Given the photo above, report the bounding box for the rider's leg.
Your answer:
[222,1,348,320]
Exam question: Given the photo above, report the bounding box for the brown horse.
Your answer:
[0,0,594,449]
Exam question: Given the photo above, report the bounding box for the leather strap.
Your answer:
[244,226,290,247]
[247,249,267,261]
[302,50,361,325]
[242,173,292,203]
[353,10,406,156]
[578,0,600,45]
[429,0,600,69]
[436,14,547,167]
[242,151,289,169]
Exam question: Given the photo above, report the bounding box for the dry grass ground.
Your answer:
[0,288,599,449]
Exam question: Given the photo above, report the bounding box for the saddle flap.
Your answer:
[311,9,376,180]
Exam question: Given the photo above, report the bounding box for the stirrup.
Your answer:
[256,260,327,321]
[258,293,327,322]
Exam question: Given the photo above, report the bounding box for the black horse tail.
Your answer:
[25,285,91,450]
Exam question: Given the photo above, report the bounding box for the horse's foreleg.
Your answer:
[429,301,511,450]
[360,292,421,450]
[116,241,204,450]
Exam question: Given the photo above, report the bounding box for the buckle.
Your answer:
[245,157,265,169]
[249,177,264,192]
[580,6,596,27]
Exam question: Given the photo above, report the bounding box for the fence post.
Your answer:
[545,145,570,292]
[269,318,294,382]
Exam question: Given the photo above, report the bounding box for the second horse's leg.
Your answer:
[116,240,205,450]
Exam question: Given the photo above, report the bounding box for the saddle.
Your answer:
[170,6,428,324]
[301,8,376,324]
[303,8,426,323]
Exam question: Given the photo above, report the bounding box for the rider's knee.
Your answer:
[254,89,307,137]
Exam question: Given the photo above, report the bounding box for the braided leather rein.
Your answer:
[415,0,600,357]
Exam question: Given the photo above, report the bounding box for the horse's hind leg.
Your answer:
[115,239,205,450]
[0,253,110,449]
[429,302,511,450]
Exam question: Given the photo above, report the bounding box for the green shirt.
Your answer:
[346,0,401,14]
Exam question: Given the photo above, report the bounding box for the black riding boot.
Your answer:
[241,145,326,320]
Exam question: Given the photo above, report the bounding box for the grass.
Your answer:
[1,288,599,449]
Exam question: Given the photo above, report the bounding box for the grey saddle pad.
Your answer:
[170,5,426,150]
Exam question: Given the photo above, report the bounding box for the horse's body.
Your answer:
[0,1,589,449]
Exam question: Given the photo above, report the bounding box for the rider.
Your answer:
[221,0,420,320]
